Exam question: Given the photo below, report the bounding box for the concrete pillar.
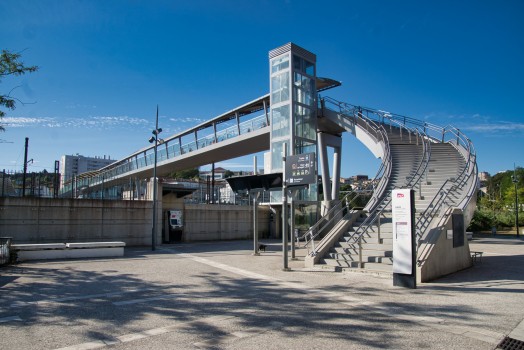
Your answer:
[318,132,332,201]
[332,146,342,200]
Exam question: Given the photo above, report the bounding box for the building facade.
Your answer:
[60,154,116,181]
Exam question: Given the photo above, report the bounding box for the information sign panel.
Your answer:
[392,189,414,275]
[284,152,315,186]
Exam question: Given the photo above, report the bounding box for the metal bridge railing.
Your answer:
[58,114,269,197]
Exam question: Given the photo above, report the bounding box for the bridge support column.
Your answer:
[318,132,332,202]
[332,145,342,201]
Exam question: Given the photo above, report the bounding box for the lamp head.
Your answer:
[148,136,155,143]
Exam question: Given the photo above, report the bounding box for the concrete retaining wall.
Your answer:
[184,204,271,242]
[0,197,271,246]
[0,197,155,246]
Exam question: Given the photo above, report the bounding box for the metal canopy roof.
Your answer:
[226,173,283,193]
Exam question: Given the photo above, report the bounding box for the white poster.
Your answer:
[392,189,413,274]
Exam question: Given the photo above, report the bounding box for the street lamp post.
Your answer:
[511,166,519,238]
[149,105,164,251]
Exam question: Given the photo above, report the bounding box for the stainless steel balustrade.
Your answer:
[59,114,268,197]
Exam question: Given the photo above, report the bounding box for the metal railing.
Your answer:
[416,131,478,265]
[58,114,269,197]
[304,96,434,262]
[300,189,368,255]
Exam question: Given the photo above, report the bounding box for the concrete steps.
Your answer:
[311,119,471,277]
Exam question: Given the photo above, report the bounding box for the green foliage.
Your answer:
[468,208,524,231]
[224,170,233,178]
[468,209,495,231]
[1,49,40,130]
[503,186,524,208]
[167,168,200,179]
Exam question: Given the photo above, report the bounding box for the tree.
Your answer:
[224,170,234,178]
[1,49,40,131]
[167,168,200,179]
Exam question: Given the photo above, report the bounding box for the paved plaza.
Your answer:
[0,235,523,349]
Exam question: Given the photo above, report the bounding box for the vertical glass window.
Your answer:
[293,72,315,107]
[271,54,290,74]
[271,140,290,170]
[294,106,316,141]
[271,71,290,105]
[305,60,314,76]
[294,139,316,155]
[272,105,290,139]
[293,55,315,76]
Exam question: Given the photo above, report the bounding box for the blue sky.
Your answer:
[1,0,523,179]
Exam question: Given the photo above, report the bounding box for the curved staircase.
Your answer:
[304,97,478,281]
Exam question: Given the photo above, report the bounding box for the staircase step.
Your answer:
[324,253,394,264]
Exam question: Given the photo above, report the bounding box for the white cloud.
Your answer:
[459,122,524,133]
[2,115,153,130]
[169,117,204,123]
[423,112,523,136]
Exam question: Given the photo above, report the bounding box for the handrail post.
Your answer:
[457,129,460,144]
[310,231,316,256]
[358,235,363,268]
[377,214,381,244]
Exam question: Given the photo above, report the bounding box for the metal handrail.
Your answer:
[322,96,393,213]
[305,96,436,263]
[302,190,368,255]
[343,127,431,251]
[416,135,478,265]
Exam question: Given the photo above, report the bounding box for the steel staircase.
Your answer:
[303,97,478,279]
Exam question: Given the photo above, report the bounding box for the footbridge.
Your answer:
[58,77,341,198]
[58,42,478,282]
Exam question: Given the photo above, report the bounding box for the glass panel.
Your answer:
[294,203,318,231]
[294,105,316,141]
[174,148,181,157]
[160,149,167,161]
[226,126,238,139]
[206,134,215,146]
[294,139,316,155]
[181,145,189,154]
[216,130,227,142]
[239,121,252,135]
[305,60,314,76]
[197,138,206,149]
[296,183,318,201]
[187,141,197,152]
[293,72,315,107]
[167,145,176,158]
[271,139,290,170]
[271,53,289,74]
[270,189,283,203]
[271,104,290,139]
[293,55,314,76]
[271,71,289,105]
[252,115,267,130]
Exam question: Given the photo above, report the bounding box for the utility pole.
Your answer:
[512,164,519,238]
[22,137,29,196]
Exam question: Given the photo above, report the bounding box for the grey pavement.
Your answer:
[0,234,522,349]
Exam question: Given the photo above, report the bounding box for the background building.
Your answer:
[60,154,116,181]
